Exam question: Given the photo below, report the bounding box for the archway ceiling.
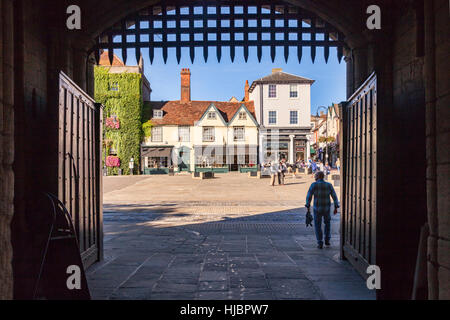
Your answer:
[91,0,346,65]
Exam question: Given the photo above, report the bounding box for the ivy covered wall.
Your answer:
[94,66,143,175]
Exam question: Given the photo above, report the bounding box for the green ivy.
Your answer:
[142,120,153,138]
[94,66,144,175]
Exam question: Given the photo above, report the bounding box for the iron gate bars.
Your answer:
[92,1,345,65]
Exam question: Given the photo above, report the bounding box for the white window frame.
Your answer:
[238,111,247,120]
[202,126,215,142]
[233,126,245,141]
[207,111,216,119]
[153,110,163,119]
[290,110,298,124]
[178,126,190,142]
[289,84,298,98]
[268,110,277,125]
[151,127,163,142]
[268,84,277,98]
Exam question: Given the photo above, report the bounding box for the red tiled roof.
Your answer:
[147,100,256,126]
[99,51,125,66]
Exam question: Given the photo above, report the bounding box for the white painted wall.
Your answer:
[143,106,258,171]
[249,83,311,127]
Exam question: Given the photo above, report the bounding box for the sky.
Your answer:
[115,45,346,116]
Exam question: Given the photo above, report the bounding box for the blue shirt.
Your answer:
[305,179,339,213]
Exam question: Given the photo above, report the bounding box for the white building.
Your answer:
[142,69,259,173]
[249,68,314,164]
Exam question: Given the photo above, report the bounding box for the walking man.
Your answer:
[305,171,339,249]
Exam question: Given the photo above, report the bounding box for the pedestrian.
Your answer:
[278,159,287,185]
[269,161,279,186]
[310,159,317,174]
[305,171,340,249]
[318,160,324,173]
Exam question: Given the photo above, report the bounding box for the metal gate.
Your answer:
[58,72,103,268]
[340,72,377,276]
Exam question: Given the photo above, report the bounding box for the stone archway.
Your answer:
[2,0,449,300]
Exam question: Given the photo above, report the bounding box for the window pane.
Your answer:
[207,112,216,119]
[233,127,245,141]
[269,84,277,98]
[151,127,162,142]
[238,111,246,120]
[290,84,298,98]
[203,127,215,141]
[290,111,298,124]
[178,126,190,142]
[269,111,277,124]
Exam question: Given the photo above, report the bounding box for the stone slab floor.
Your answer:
[87,172,375,300]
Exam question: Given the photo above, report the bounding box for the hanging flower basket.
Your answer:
[106,156,121,167]
[105,117,120,129]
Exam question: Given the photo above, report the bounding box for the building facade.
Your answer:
[249,69,314,164]
[142,69,258,173]
[310,104,340,166]
[95,51,152,175]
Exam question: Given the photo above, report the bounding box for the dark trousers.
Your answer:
[313,210,331,244]
[278,172,285,185]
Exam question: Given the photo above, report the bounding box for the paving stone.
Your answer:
[229,288,275,300]
[88,174,375,300]
[199,271,228,281]
[150,292,197,300]
[197,291,230,300]
[313,281,375,300]
[203,262,228,272]
[110,287,152,300]
[230,275,268,289]
[153,282,198,293]
[262,266,308,280]
[199,281,228,291]
[269,279,321,300]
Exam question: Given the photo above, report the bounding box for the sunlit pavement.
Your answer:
[87,172,375,300]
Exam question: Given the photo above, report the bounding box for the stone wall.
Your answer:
[424,0,450,300]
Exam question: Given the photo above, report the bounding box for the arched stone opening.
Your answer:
[1,0,448,301]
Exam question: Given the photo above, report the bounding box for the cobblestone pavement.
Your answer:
[88,173,375,300]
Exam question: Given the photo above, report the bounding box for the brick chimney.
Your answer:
[244,80,249,102]
[180,68,191,103]
[272,68,283,73]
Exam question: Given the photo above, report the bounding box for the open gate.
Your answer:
[340,72,377,277]
[58,72,103,268]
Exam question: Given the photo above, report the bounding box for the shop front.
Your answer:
[194,145,257,173]
[141,145,173,174]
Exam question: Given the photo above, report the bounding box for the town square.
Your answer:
[88,172,374,300]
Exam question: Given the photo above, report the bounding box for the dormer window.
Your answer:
[238,111,247,120]
[207,112,216,119]
[153,110,163,119]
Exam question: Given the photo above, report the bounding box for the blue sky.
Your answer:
[115,45,346,115]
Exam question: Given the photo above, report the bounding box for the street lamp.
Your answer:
[129,157,134,175]
[316,106,328,166]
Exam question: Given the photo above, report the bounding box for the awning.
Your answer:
[194,145,258,156]
[141,146,172,158]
